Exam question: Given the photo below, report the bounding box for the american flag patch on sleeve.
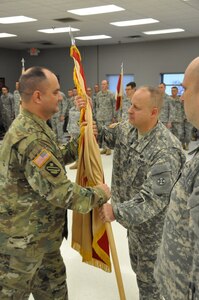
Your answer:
[32,149,52,168]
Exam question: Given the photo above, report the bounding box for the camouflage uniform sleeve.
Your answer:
[102,124,118,149]
[113,148,184,228]
[187,175,199,297]
[23,140,108,213]
[60,137,79,165]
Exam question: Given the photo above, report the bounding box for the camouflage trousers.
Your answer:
[97,120,112,149]
[128,233,161,300]
[0,250,68,300]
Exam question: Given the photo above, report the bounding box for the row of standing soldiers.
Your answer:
[0,81,197,152]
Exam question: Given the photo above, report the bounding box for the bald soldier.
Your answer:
[154,57,199,299]
[99,86,185,299]
[0,66,110,299]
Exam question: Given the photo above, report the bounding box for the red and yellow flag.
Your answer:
[70,44,111,272]
[115,63,123,111]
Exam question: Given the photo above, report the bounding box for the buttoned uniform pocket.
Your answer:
[151,164,172,195]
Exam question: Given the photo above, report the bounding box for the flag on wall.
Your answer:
[70,43,111,272]
[115,63,123,111]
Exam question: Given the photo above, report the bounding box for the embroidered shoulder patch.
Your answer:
[45,161,61,177]
[32,149,52,168]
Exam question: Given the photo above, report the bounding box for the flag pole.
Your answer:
[105,222,126,300]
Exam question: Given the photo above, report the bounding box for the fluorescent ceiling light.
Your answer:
[0,33,17,38]
[68,5,124,16]
[143,28,185,35]
[0,16,37,24]
[110,18,159,27]
[38,27,80,34]
[75,35,111,40]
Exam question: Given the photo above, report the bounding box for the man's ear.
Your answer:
[32,90,42,104]
[151,107,158,117]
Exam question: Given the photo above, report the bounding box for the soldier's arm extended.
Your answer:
[60,136,79,165]
[22,140,110,213]
[113,148,185,229]
[101,122,119,149]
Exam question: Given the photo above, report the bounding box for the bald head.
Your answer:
[19,67,52,102]
[184,57,199,91]
[181,57,199,128]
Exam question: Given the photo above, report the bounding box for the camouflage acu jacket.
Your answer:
[0,109,107,257]
[155,146,199,300]
[103,121,185,241]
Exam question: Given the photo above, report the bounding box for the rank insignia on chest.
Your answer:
[157,177,166,185]
[45,161,61,177]
[33,149,52,168]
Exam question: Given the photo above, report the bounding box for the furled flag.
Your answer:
[70,43,111,272]
[115,63,123,111]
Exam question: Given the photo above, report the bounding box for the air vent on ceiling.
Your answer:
[54,17,80,23]
[40,42,54,45]
[127,35,142,39]
[22,41,55,45]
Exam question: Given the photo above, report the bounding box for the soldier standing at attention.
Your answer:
[0,86,14,131]
[170,86,192,150]
[158,82,172,129]
[154,57,199,300]
[63,88,74,133]
[95,79,116,155]
[0,66,110,299]
[13,81,21,117]
[120,81,136,121]
[68,96,81,170]
[170,86,185,141]
[99,86,185,300]
[92,83,100,119]
[50,91,66,144]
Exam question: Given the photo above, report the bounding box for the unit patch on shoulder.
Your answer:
[45,161,61,177]
[33,149,52,168]
[157,177,166,186]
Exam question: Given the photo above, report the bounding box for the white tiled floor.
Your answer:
[26,139,199,300]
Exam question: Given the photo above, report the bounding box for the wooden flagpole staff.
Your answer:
[105,222,126,300]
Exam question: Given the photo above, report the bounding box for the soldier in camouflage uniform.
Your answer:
[170,86,185,139]
[92,83,100,120]
[158,83,172,129]
[95,79,116,155]
[67,98,81,170]
[170,86,193,150]
[154,57,199,300]
[119,81,136,121]
[13,81,21,117]
[50,91,66,144]
[0,66,110,300]
[99,86,185,300]
[63,89,75,133]
[0,86,14,131]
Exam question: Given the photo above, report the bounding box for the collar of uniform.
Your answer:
[132,121,160,153]
[21,108,54,138]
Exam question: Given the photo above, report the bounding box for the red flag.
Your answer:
[115,63,123,111]
[70,44,111,272]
